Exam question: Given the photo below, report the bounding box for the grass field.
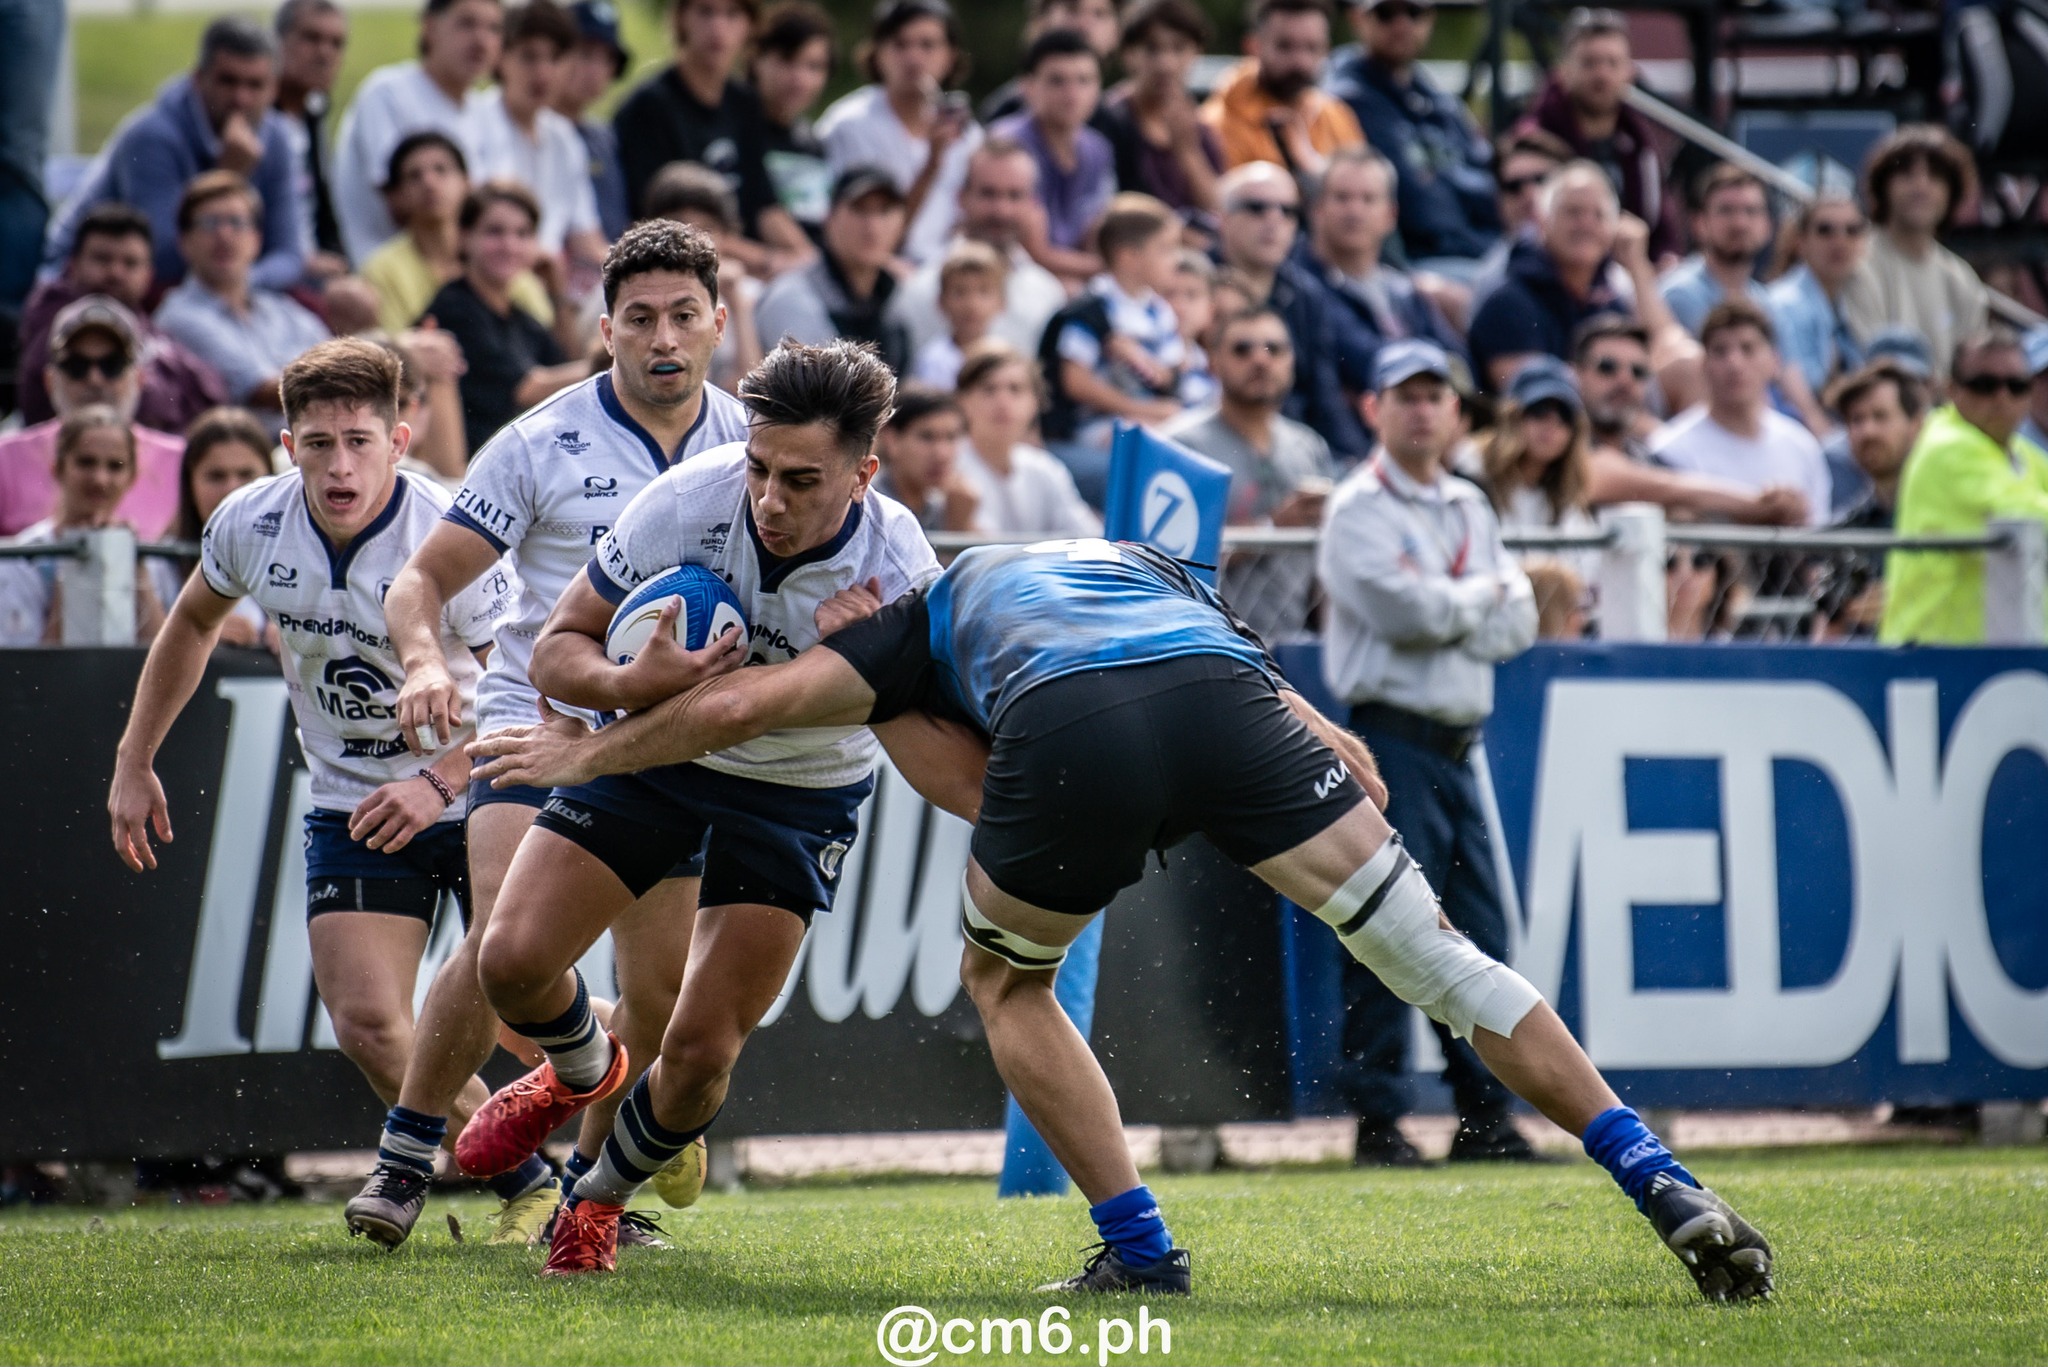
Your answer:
[2,1144,2044,1365]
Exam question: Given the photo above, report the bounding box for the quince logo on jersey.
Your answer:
[267,563,298,588]
[557,430,592,455]
[583,475,618,498]
[316,656,400,720]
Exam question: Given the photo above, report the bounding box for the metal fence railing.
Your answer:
[0,528,196,647]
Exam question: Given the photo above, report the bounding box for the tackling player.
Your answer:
[108,338,515,1170]
[471,538,1776,1303]
[452,341,983,1276]
[341,221,751,1249]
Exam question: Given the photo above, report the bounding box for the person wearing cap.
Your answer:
[1163,303,1334,642]
[0,297,186,541]
[1474,355,1596,539]
[331,0,505,265]
[2018,325,2048,454]
[553,0,634,242]
[273,0,350,272]
[815,0,983,265]
[1883,327,2048,644]
[1316,337,1540,1168]
[16,203,230,435]
[1201,0,1363,177]
[43,16,309,293]
[754,168,912,373]
[1325,0,1499,267]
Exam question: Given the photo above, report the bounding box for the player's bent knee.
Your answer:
[473,929,554,1011]
[1309,835,1543,1042]
[958,879,1069,976]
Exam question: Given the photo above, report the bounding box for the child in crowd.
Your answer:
[912,240,1008,389]
[1042,193,1188,449]
[872,383,982,532]
[1164,247,1218,408]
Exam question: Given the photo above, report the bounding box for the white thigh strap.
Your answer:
[960,879,1071,972]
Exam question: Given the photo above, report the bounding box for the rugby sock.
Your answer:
[570,1076,717,1208]
[378,1106,445,1177]
[1582,1106,1698,1210]
[508,969,614,1090]
[564,1150,598,1187]
[1090,1184,1173,1266]
[486,1153,555,1202]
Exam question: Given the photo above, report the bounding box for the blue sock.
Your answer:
[564,1150,597,1187]
[378,1105,445,1177]
[487,1152,555,1202]
[1582,1106,1697,1210]
[1089,1184,1172,1266]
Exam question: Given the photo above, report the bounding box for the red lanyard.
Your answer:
[1372,453,1473,578]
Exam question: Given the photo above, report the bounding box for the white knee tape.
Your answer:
[1317,837,1543,1042]
[960,879,1069,972]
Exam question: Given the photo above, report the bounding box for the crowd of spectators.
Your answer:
[2,0,2047,650]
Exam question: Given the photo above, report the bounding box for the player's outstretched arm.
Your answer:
[109,577,241,872]
[388,520,503,755]
[472,646,880,790]
[1281,688,1389,811]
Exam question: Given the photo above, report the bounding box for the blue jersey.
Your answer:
[920,539,1275,730]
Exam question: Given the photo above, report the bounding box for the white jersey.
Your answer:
[592,442,941,788]
[200,471,516,818]
[449,373,750,735]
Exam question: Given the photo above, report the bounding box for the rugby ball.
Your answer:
[604,564,748,666]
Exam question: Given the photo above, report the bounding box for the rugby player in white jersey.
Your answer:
[452,341,983,1274]
[341,221,752,1249]
[108,339,516,1179]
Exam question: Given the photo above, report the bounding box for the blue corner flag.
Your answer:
[996,424,1236,1199]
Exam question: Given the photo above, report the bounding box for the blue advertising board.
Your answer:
[1102,423,1233,581]
[1279,642,2048,1110]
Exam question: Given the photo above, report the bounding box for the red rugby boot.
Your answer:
[454,1033,629,1177]
[541,1199,624,1276]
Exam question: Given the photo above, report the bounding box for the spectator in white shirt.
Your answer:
[1650,298,1829,524]
[331,0,505,264]
[910,238,1006,389]
[872,383,982,532]
[815,0,983,264]
[953,339,1103,535]
[472,0,607,275]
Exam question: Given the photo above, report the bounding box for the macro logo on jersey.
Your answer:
[316,656,400,721]
[252,510,282,538]
[557,430,592,455]
[267,563,298,588]
[583,475,618,498]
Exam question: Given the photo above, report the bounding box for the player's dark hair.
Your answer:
[644,161,741,233]
[505,0,577,52]
[55,404,137,472]
[72,202,154,256]
[177,406,275,543]
[1950,325,2028,382]
[1120,0,1209,51]
[1021,25,1096,73]
[1862,124,1977,232]
[739,340,899,459]
[1571,312,1650,363]
[1698,297,1776,351]
[885,382,961,432]
[458,178,541,233]
[279,337,404,430]
[601,218,723,310]
[177,170,263,234]
[1826,358,1930,422]
[385,129,469,190]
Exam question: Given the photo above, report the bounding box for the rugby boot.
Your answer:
[1037,1243,1191,1295]
[1353,1119,1426,1168]
[344,1162,429,1250]
[541,1199,623,1276]
[649,1136,709,1209]
[1642,1172,1775,1302]
[617,1209,672,1250]
[455,1034,629,1177]
[486,1179,562,1247]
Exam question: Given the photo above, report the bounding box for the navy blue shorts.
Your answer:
[532,764,872,923]
[467,778,708,881]
[303,808,470,925]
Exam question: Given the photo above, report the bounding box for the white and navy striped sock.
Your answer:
[378,1106,445,1177]
[507,969,613,1090]
[571,1077,716,1207]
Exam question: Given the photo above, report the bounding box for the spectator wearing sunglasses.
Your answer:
[1883,328,2048,643]
[1325,0,1498,268]
[0,297,187,540]
[1469,128,1570,294]
[1766,194,1871,405]
[1164,304,1334,641]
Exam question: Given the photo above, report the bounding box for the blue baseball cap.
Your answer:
[1507,354,1582,414]
[570,0,630,77]
[1864,326,1933,380]
[2023,325,2048,378]
[1374,339,1458,393]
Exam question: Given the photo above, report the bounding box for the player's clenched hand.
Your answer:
[816,577,883,638]
[397,659,463,754]
[614,599,745,709]
[109,761,172,872]
[348,776,450,854]
[470,700,601,789]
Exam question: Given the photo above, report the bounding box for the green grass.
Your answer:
[2,1145,2045,1364]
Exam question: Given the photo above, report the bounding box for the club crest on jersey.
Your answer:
[818,840,849,880]
[700,521,730,552]
[316,656,399,721]
[267,562,298,588]
[556,430,592,455]
[252,510,283,538]
[583,475,618,498]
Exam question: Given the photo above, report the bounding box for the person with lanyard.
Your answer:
[1316,337,1542,1168]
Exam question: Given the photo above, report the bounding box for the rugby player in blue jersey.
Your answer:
[471,537,1774,1302]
